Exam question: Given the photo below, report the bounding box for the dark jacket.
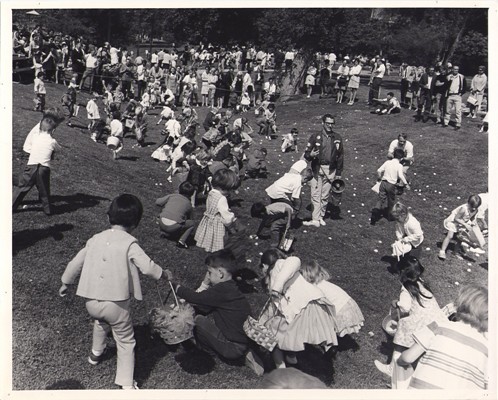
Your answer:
[304,129,344,176]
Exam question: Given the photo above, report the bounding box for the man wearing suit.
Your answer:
[221,66,235,108]
[416,66,436,122]
[443,65,467,130]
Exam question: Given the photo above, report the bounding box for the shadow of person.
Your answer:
[133,324,176,385]
[381,255,399,275]
[296,344,335,386]
[13,223,74,255]
[174,347,216,375]
[50,193,110,216]
[45,379,85,390]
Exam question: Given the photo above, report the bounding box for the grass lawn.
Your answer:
[11,75,488,390]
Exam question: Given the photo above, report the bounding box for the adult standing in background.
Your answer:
[347,58,362,105]
[468,66,487,119]
[71,40,85,85]
[433,63,448,125]
[415,66,436,123]
[443,65,467,130]
[302,114,344,228]
[284,48,295,73]
[367,57,386,106]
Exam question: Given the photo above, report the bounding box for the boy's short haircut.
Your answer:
[393,148,405,160]
[301,167,313,181]
[291,128,299,134]
[112,110,121,120]
[398,133,408,140]
[250,202,267,218]
[107,194,143,229]
[322,113,335,123]
[205,249,238,275]
[37,71,44,78]
[40,116,58,132]
[468,194,482,209]
[387,92,394,97]
[43,107,65,124]
[179,181,195,197]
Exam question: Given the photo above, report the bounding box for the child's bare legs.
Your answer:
[306,85,312,98]
[349,89,357,105]
[439,231,454,259]
[272,347,286,368]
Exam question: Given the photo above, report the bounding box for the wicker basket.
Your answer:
[381,307,401,337]
[149,282,195,345]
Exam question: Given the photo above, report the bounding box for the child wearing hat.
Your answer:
[265,160,313,211]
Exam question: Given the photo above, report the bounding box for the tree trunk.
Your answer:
[277,52,313,102]
[443,15,468,64]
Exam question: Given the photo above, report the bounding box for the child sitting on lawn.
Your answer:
[171,249,251,361]
[300,260,364,337]
[59,194,171,390]
[373,92,401,115]
[438,194,485,260]
[156,181,196,248]
[265,160,313,211]
[251,201,293,247]
[281,127,299,153]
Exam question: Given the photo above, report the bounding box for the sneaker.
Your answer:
[469,247,485,254]
[454,126,461,131]
[438,250,447,260]
[121,381,139,390]
[245,349,264,376]
[88,350,105,365]
[374,360,392,377]
[302,220,320,228]
[319,218,326,226]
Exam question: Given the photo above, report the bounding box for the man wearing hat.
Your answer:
[303,114,344,227]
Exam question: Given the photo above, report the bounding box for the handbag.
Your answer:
[243,298,280,351]
[467,95,478,106]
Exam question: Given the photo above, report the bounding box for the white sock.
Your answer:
[92,349,104,357]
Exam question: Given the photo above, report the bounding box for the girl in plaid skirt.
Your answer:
[195,169,240,252]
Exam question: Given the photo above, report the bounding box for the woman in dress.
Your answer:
[200,67,211,107]
[347,58,362,105]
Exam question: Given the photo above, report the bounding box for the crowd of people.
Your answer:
[12,23,489,392]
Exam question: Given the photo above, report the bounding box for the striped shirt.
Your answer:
[408,320,488,390]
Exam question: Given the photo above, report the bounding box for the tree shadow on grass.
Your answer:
[46,379,85,390]
[13,223,74,255]
[50,193,110,215]
[134,324,178,385]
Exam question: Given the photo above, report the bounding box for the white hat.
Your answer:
[291,160,307,173]
[343,56,350,60]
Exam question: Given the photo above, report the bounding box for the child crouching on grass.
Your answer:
[170,249,251,362]
[300,260,364,337]
[156,181,196,248]
[251,201,293,247]
[372,92,401,115]
[59,194,171,390]
[281,127,298,153]
[438,194,485,260]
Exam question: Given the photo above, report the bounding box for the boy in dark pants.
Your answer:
[251,201,293,247]
[172,250,251,361]
[13,113,63,215]
[371,149,410,225]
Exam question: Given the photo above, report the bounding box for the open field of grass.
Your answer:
[11,76,488,390]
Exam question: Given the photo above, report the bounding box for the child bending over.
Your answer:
[251,201,293,247]
[156,181,196,248]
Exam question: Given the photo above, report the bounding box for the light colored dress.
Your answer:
[194,189,233,252]
[201,71,210,95]
[259,257,338,352]
[443,203,475,233]
[316,280,364,336]
[393,283,446,348]
[348,65,362,89]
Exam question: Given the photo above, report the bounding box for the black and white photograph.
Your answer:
[2,1,496,397]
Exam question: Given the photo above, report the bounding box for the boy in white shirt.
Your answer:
[265,160,313,211]
[371,149,410,225]
[13,114,63,215]
[281,127,298,153]
[86,93,101,141]
[33,72,46,112]
[373,92,401,115]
